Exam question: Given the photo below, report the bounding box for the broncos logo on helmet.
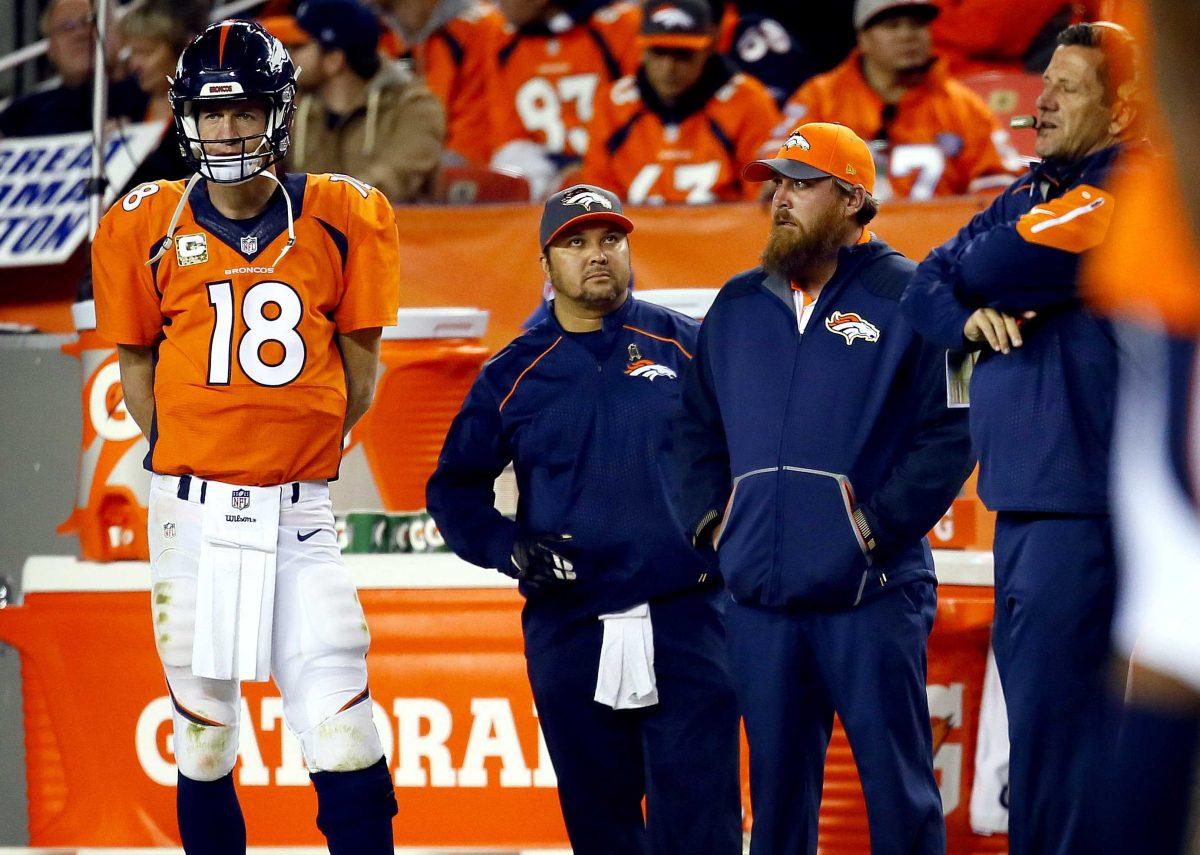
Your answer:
[650,7,696,28]
[562,189,615,211]
[825,311,880,345]
[168,19,297,184]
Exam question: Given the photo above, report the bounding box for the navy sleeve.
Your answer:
[900,188,1014,350]
[425,373,519,572]
[671,317,732,545]
[954,224,1085,313]
[859,336,975,555]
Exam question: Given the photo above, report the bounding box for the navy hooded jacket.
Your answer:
[674,237,973,609]
[900,143,1138,513]
[426,295,710,647]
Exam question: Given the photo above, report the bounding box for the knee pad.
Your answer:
[167,669,240,782]
[298,694,383,773]
[152,553,197,669]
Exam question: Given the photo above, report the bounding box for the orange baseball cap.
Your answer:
[743,122,877,195]
[259,15,310,47]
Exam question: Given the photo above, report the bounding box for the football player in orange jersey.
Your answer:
[763,0,1018,201]
[486,0,641,196]
[582,0,780,203]
[91,20,399,855]
[377,0,508,166]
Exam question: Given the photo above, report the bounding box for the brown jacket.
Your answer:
[292,60,445,202]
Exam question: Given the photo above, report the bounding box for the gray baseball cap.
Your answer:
[539,185,634,248]
[854,0,939,30]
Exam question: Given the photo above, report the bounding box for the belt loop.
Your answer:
[292,482,300,504]
[177,474,191,500]
[199,481,207,504]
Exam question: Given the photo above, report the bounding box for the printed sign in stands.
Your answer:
[0,122,164,267]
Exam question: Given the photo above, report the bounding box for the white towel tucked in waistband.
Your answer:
[594,603,658,710]
[194,482,281,682]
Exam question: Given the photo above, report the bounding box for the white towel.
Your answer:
[594,603,658,709]
[193,482,280,682]
[969,647,1010,835]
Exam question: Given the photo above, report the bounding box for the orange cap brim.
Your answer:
[544,212,635,248]
[638,33,714,51]
[259,16,311,47]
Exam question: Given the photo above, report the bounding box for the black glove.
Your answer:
[507,534,576,592]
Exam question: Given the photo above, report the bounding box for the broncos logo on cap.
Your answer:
[625,359,678,381]
[784,132,811,151]
[825,311,880,345]
[562,189,614,211]
[650,6,696,28]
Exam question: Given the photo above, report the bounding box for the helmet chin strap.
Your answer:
[145,167,296,270]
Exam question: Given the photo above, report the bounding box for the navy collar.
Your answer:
[1031,142,1127,189]
[188,173,308,263]
[545,291,636,336]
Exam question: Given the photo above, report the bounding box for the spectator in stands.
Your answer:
[118,1,210,188]
[269,0,445,203]
[725,1,857,106]
[0,0,147,138]
[931,0,1106,75]
[375,0,507,167]
[582,0,780,203]
[763,0,1017,200]
[486,0,641,198]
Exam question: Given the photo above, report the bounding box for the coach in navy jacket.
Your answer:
[675,123,971,855]
[427,185,740,855]
[899,24,1143,855]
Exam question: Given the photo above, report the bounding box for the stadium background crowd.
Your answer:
[0,0,1114,209]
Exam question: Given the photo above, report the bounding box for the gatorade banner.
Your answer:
[0,560,1005,852]
[0,122,163,267]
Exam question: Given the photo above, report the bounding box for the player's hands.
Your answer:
[963,308,1037,354]
[509,534,577,591]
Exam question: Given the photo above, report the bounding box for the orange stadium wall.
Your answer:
[0,196,991,347]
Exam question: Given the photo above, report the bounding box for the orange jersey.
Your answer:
[583,63,781,203]
[92,173,401,486]
[769,51,1015,199]
[486,1,641,157]
[394,3,508,166]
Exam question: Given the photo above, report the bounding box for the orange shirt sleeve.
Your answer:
[956,88,1012,189]
[335,186,402,332]
[731,78,784,199]
[580,78,623,194]
[92,188,165,346]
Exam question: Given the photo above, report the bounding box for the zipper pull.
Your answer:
[879,572,888,587]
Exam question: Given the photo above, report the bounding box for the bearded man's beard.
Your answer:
[762,205,847,282]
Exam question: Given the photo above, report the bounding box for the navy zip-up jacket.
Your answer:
[427,295,709,647]
[674,237,973,609]
[901,143,1139,513]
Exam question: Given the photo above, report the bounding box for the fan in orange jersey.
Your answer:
[582,0,780,203]
[376,0,508,166]
[486,0,641,195]
[91,20,399,855]
[763,0,1018,201]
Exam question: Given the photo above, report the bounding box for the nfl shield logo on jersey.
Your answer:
[240,235,258,254]
[231,489,251,510]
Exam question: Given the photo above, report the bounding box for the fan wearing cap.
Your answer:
[901,21,1146,855]
[262,0,446,202]
[674,122,972,854]
[580,0,780,204]
[483,0,641,196]
[761,0,1016,200]
[429,186,741,854]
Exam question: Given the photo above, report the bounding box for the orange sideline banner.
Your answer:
[0,569,1004,853]
[0,197,988,344]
